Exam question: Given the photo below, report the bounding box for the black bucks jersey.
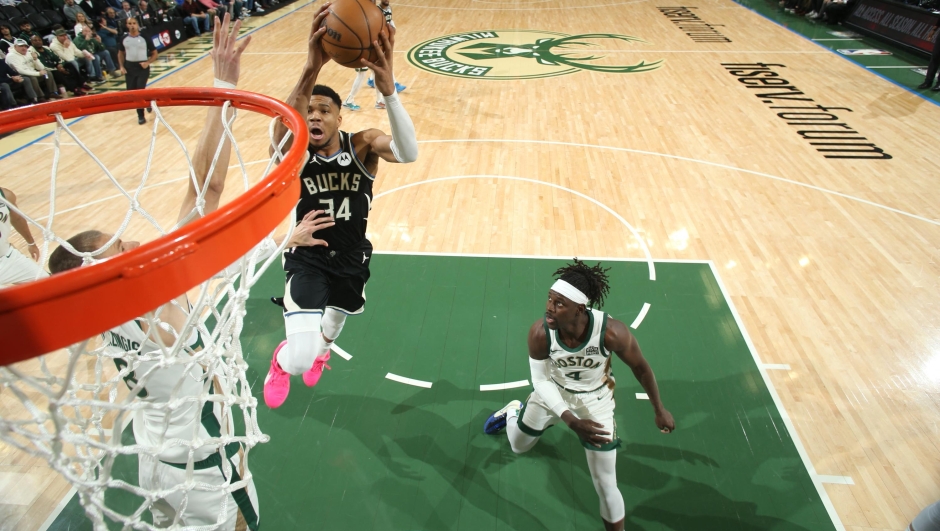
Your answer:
[295,131,375,255]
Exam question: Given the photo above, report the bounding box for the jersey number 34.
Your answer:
[319,198,351,221]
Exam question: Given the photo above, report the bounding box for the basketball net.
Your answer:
[0,98,298,530]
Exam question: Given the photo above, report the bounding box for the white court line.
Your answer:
[709,261,846,531]
[374,174,657,281]
[812,38,862,41]
[818,475,855,485]
[415,140,940,227]
[385,373,433,388]
[38,486,77,531]
[38,414,134,531]
[762,363,791,370]
[32,160,269,222]
[867,65,928,69]
[373,250,708,264]
[332,344,352,361]
[636,393,649,399]
[630,302,651,329]
[480,380,529,391]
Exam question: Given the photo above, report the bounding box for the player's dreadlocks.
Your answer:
[553,258,611,309]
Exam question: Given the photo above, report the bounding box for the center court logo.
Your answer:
[407,30,663,80]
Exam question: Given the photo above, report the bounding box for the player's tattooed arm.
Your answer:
[528,320,612,448]
[607,319,676,433]
[272,3,332,156]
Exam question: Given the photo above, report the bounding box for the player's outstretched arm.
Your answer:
[178,13,251,227]
[271,3,332,156]
[359,27,417,164]
[153,13,248,347]
[0,187,40,261]
[527,320,612,447]
[607,319,676,433]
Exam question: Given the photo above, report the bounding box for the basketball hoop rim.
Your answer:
[0,88,308,365]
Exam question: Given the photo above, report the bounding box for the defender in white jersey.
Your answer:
[0,187,47,287]
[485,259,676,531]
[48,14,334,530]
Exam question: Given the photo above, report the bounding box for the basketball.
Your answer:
[320,0,389,68]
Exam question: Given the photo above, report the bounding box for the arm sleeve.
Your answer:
[382,92,418,163]
[529,356,569,418]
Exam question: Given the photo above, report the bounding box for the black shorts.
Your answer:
[282,240,372,315]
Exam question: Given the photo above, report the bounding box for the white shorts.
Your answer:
[0,247,47,287]
[139,448,260,530]
[517,383,620,451]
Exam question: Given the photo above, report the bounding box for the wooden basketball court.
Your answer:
[1,0,938,529]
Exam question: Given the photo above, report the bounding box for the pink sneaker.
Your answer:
[263,340,291,408]
[302,351,331,387]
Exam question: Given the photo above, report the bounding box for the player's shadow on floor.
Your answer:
[261,377,819,531]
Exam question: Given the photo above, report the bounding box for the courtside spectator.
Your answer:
[75,25,119,78]
[30,34,88,96]
[5,38,59,100]
[63,0,89,23]
[98,7,121,57]
[51,28,103,82]
[179,0,212,34]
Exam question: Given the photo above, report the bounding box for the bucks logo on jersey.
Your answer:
[408,30,663,80]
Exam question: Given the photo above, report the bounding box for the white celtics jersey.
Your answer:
[103,320,220,465]
[0,188,12,256]
[546,308,611,392]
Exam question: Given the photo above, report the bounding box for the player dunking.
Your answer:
[263,3,418,409]
[484,260,676,531]
[48,15,334,529]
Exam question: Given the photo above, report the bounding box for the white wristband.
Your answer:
[213,78,236,89]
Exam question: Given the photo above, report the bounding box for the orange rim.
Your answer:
[0,88,307,364]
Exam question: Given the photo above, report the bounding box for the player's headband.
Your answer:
[551,280,588,305]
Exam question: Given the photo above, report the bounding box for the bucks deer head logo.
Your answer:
[408,30,664,80]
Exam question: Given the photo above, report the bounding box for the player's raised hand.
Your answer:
[361,24,395,96]
[306,2,333,72]
[211,12,251,86]
[287,210,335,248]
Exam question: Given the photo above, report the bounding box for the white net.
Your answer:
[0,98,298,530]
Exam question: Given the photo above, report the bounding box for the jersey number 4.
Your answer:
[564,371,583,381]
[319,198,351,221]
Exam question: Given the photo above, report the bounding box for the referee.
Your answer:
[117,17,158,125]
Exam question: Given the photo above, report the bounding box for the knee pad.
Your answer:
[280,312,322,375]
[321,309,347,342]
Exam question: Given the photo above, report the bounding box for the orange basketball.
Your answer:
[320,0,389,68]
